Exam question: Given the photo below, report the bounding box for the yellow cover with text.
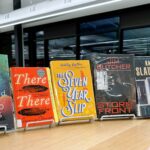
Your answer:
[50,60,96,122]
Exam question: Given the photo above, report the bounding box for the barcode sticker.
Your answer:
[17,119,22,128]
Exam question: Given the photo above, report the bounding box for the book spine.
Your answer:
[47,68,59,123]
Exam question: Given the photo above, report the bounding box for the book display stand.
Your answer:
[23,119,55,130]
[58,115,94,125]
[0,125,7,134]
[100,114,136,120]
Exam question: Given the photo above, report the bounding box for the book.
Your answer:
[50,60,96,122]
[135,56,150,117]
[91,54,136,119]
[10,67,58,128]
[0,54,14,131]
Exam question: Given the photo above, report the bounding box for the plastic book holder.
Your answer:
[58,115,94,125]
[100,114,136,120]
[0,125,7,134]
[25,119,55,130]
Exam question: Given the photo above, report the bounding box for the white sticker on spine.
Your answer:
[17,119,22,128]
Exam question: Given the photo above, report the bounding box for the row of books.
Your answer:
[0,54,149,132]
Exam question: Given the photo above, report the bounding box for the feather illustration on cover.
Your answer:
[50,60,96,124]
[11,67,58,129]
[89,54,136,119]
[0,54,14,132]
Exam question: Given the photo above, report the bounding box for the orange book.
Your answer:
[10,67,58,128]
[50,60,96,122]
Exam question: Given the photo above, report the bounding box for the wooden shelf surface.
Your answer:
[0,119,150,150]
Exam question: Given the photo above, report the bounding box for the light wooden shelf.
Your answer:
[0,119,150,150]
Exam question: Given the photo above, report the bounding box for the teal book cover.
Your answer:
[0,55,14,131]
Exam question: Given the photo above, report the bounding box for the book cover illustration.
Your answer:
[50,60,96,122]
[0,55,14,131]
[135,56,150,117]
[11,67,57,128]
[92,54,136,119]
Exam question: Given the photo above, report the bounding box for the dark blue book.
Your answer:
[135,56,150,117]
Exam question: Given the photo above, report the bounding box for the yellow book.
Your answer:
[50,60,96,123]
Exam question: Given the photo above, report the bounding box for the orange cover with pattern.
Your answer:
[50,60,96,122]
[11,67,57,128]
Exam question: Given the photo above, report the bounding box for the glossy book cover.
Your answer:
[50,60,96,122]
[135,56,150,117]
[92,54,136,118]
[11,67,57,128]
[0,55,14,131]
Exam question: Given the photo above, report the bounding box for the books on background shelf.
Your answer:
[89,54,136,119]
[50,60,96,123]
[0,54,14,131]
[10,67,58,129]
[135,56,150,117]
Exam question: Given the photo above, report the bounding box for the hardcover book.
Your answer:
[91,54,136,119]
[135,56,150,117]
[11,67,58,128]
[50,60,96,122]
[0,54,14,131]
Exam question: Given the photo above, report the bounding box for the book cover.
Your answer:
[0,54,14,131]
[92,54,136,118]
[11,67,57,128]
[135,56,150,117]
[50,60,96,122]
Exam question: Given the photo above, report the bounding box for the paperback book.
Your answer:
[135,56,150,117]
[50,60,96,122]
[11,67,58,128]
[91,54,136,119]
[0,54,14,131]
